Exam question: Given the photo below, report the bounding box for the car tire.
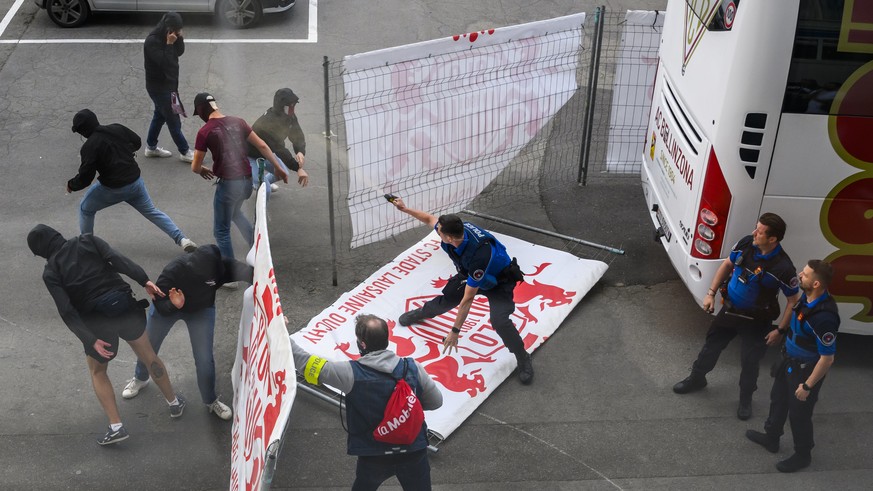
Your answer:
[46,0,90,28]
[217,0,263,29]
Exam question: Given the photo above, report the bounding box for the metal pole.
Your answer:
[324,56,339,286]
[582,5,607,186]
[577,6,601,184]
[259,440,280,491]
[461,209,625,255]
[297,383,439,453]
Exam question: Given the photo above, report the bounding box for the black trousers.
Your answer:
[764,358,823,454]
[690,307,771,397]
[419,273,525,355]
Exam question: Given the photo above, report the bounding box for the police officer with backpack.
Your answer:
[673,213,800,420]
[389,197,533,384]
[290,314,443,490]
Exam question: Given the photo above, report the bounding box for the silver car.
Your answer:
[35,0,296,29]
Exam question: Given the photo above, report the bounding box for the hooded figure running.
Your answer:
[246,88,310,197]
[27,224,187,446]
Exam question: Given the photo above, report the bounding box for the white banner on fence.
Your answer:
[605,10,664,174]
[342,13,585,248]
[291,231,607,439]
[230,185,297,491]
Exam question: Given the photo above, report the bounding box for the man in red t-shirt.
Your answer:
[189,93,287,258]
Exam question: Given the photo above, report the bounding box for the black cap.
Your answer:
[193,92,217,117]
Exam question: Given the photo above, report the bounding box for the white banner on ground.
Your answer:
[605,10,664,174]
[230,185,297,491]
[291,231,607,439]
[341,13,585,248]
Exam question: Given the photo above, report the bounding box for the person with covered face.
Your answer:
[27,225,187,446]
[68,108,197,252]
[120,244,253,420]
[143,11,193,162]
[189,92,287,259]
[246,88,310,197]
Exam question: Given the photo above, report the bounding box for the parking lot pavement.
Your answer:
[1,0,871,489]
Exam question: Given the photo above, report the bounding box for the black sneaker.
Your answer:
[737,399,752,420]
[170,395,187,419]
[776,452,811,473]
[745,430,779,453]
[516,352,534,385]
[398,308,428,326]
[672,374,707,394]
[97,426,129,446]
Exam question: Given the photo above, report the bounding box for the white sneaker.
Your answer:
[179,149,195,163]
[180,237,197,252]
[144,146,172,158]
[122,377,149,399]
[270,183,279,192]
[208,398,233,420]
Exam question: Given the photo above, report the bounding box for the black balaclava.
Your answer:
[71,109,99,138]
[272,88,299,117]
[27,224,67,260]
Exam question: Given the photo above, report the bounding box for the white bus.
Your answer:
[641,0,873,335]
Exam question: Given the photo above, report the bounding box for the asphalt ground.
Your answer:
[1,1,871,490]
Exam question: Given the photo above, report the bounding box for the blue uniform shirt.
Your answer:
[726,236,799,311]
[786,292,840,361]
[438,221,511,291]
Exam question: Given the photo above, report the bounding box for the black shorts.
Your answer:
[82,308,146,363]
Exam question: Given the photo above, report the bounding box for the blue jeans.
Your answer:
[214,177,253,258]
[146,90,189,153]
[134,305,218,404]
[352,450,431,491]
[79,177,184,244]
[248,155,289,200]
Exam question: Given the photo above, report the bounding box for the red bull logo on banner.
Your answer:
[292,230,607,440]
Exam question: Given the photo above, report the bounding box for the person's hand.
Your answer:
[65,183,72,194]
[168,288,185,309]
[93,339,114,359]
[702,294,715,313]
[764,328,784,346]
[167,31,178,44]
[199,166,215,180]
[392,197,407,212]
[296,152,305,168]
[145,281,165,300]
[442,331,459,354]
[795,384,810,401]
[274,164,289,184]
[297,168,309,187]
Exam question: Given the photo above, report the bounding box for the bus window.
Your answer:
[783,0,873,114]
[686,0,740,32]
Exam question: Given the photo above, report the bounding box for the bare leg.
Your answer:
[86,356,121,425]
[127,333,176,402]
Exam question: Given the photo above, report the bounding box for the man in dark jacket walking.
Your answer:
[121,245,253,421]
[143,11,193,162]
[68,109,196,252]
[27,225,187,446]
[247,88,310,195]
[291,314,443,490]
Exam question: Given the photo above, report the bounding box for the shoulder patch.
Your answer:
[821,332,836,346]
[471,269,485,281]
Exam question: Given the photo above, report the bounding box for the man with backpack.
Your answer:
[290,314,443,490]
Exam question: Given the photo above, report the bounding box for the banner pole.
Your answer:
[324,55,339,286]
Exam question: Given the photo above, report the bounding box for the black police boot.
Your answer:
[672,374,707,394]
[516,352,534,385]
[776,452,811,473]
[745,430,779,453]
[737,395,752,420]
[398,308,428,326]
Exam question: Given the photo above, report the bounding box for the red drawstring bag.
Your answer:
[372,359,424,445]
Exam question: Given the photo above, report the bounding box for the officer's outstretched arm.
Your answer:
[391,197,438,228]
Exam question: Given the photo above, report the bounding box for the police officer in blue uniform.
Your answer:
[673,213,800,420]
[390,197,534,384]
[746,259,839,473]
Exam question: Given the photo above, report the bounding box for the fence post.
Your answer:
[324,56,339,286]
[577,5,606,185]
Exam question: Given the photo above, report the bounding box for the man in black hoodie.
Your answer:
[143,11,193,162]
[27,224,187,446]
[68,108,197,252]
[122,244,253,421]
[247,88,310,196]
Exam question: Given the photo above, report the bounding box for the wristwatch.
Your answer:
[451,327,461,334]
[802,382,812,391]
